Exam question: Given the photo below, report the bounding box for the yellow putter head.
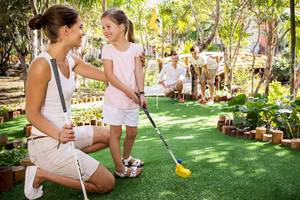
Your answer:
[175,164,192,178]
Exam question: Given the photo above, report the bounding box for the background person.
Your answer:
[158,52,186,103]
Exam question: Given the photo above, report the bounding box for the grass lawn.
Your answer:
[1,97,300,200]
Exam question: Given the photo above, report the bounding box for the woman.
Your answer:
[25,5,115,199]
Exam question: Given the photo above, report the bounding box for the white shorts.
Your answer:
[102,104,139,127]
[28,125,99,181]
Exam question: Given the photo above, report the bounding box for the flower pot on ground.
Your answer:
[243,131,250,139]
[228,126,237,135]
[231,130,237,137]
[291,139,300,150]
[90,119,97,126]
[222,125,230,134]
[0,135,8,145]
[96,120,102,126]
[12,166,25,183]
[24,124,32,137]
[219,115,226,122]
[272,130,283,144]
[217,121,225,131]
[225,119,233,126]
[249,130,256,140]
[96,96,101,101]
[91,96,96,102]
[76,121,84,126]
[281,139,292,147]
[263,134,272,142]
[0,166,13,192]
[255,127,266,141]
[83,96,88,103]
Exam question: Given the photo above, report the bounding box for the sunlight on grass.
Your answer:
[173,136,194,140]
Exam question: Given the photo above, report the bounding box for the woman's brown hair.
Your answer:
[28,5,78,43]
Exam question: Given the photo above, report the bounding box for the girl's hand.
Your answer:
[139,95,148,109]
[126,89,140,104]
[59,124,75,144]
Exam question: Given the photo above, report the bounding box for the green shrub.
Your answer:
[0,146,27,167]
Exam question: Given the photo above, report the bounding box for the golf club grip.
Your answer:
[143,109,157,128]
[50,59,67,113]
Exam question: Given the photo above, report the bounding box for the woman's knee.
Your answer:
[89,166,115,193]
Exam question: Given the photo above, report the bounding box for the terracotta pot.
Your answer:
[91,96,96,102]
[236,129,244,138]
[272,130,283,144]
[76,121,84,126]
[225,119,233,125]
[96,120,103,126]
[231,130,237,137]
[249,130,256,140]
[219,115,226,122]
[217,121,225,131]
[0,135,8,145]
[263,134,272,142]
[24,125,32,137]
[0,166,13,192]
[222,125,230,134]
[82,96,88,103]
[2,112,9,121]
[214,95,221,102]
[291,139,300,150]
[96,96,101,101]
[228,126,237,135]
[255,127,266,141]
[12,166,25,183]
[90,119,97,126]
[281,139,292,147]
[243,131,250,139]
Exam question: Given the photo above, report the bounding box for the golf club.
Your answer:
[51,59,89,200]
[143,108,191,178]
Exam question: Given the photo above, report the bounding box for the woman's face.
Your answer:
[65,16,84,47]
[101,16,124,42]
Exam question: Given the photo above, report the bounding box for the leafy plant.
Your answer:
[0,146,27,167]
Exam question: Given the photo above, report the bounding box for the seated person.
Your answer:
[158,52,186,103]
[190,47,218,104]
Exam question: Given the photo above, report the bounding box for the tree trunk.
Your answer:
[254,21,277,96]
[251,21,261,96]
[290,0,296,98]
[196,0,220,51]
[102,0,106,12]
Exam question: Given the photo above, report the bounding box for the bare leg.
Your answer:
[109,125,123,172]
[208,81,214,101]
[175,80,183,98]
[33,165,115,193]
[123,126,137,159]
[82,126,109,153]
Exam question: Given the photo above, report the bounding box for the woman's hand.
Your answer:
[59,123,75,144]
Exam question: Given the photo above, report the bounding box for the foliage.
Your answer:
[72,107,103,123]
[86,80,107,91]
[268,81,290,104]
[0,106,9,116]
[0,146,27,166]
[271,54,290,84]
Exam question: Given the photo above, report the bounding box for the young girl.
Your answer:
[101,8,147,178]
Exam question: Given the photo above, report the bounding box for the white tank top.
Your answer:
[31,52,76,136]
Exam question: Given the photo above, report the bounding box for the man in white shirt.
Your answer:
[158,52,186,103]
[190,47,218,104]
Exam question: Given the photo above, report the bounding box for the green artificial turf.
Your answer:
[1,97,300,200]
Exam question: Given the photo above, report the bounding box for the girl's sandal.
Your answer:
[122,155,144,167]
[114,166,142,178]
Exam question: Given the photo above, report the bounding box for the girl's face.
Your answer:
[65,16,84,47]
[101,16,124,42]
